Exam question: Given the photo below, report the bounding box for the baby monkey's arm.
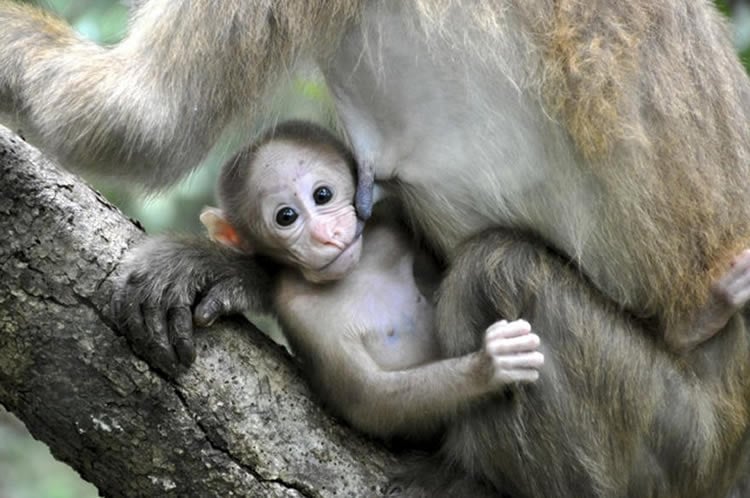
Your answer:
[321,320,543,439]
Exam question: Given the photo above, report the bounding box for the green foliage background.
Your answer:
[2,0,750,496]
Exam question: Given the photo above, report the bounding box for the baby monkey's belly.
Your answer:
[360,279,439,371]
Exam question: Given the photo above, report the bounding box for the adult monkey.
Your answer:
[3,0,750,496]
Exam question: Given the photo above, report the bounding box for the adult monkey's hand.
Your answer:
[112,236,275,376]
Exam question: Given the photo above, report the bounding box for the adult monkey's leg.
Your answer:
[434,230,750,498]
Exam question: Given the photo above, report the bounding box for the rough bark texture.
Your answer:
[0,125,401,497]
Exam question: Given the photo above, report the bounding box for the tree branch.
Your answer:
[0,125,402,497]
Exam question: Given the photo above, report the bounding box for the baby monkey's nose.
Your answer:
[310,219,347,249]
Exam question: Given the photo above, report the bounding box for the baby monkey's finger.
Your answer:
[485,319,532,340]
[492,351,545,370]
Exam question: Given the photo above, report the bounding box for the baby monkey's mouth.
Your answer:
[318,233,363,272]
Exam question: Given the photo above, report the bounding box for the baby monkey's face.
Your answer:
[251,140,363,282]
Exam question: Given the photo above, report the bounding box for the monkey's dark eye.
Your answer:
[313,186,333,205]
[275,207,298,227]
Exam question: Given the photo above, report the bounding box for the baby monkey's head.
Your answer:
[201,121,363,283]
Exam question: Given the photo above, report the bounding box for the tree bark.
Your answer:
[0,125,402,497]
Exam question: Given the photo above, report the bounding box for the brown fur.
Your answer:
[530,0,750,333]
[401,0,750,342]
[403,0,750,337]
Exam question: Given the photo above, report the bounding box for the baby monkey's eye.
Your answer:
[313,186,333,205]
[275,207,298,227]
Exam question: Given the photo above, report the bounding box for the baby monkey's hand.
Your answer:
[482,319,544,386]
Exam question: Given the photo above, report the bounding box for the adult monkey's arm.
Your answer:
[0,0,361,189]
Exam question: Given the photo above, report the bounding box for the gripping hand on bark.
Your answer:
[111,235,275,376]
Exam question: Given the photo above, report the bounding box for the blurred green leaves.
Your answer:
[0,408,99,498]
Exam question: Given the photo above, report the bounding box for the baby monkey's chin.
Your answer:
[302,234,364,284]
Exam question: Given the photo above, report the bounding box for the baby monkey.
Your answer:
[200,121,544,439]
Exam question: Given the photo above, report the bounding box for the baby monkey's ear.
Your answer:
[199,206,253,254]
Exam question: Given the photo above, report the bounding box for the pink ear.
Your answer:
[199,207,254,253]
